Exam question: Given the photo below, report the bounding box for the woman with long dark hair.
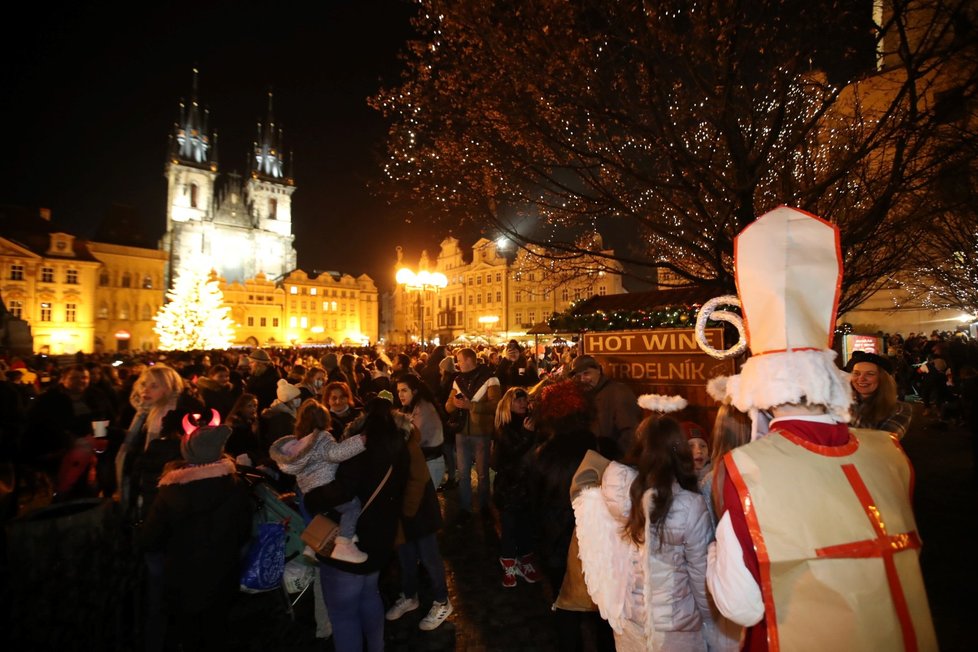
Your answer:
[574,414,713,651]
[303,397,411,652]
[396,374,445,486]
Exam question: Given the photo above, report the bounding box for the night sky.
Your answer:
[0,0,434,289]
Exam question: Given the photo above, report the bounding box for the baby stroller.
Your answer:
[238,466,316,608]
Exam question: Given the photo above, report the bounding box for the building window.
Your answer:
[599,285,606,296]
[98,302,108,319]
[486,293,492,304]
[40,302,52,321]
[515,291,522,303]
[142,304,152,320]
[272,318,279,327]
[486,274,491,284]
[515,311,522,326]
[120,303,130,319]
[289,316,297,328]
[190,183,199,208]
[99,270,110,286]
[260,317,267,327]
[562,288,569,301]
[529,311,536,324]
[529,273,535,281]
[574,288,581,301]
[268,198,277,219]
[495,273,501,283]
[331,301,337,311]
[41,267,54,283]
[10,264,24,280]
[9,299,22,318]
[290,286,298,295]
[310,288,317,296]
[496,292,501,302]
[65,269,78,284]
[247,317,255,326]
[121,272,131,288]
[65,303,77,322]
[468,277,473,286]
[142,275,153,289]
[468,295,474,305]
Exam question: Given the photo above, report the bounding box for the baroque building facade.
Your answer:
[388,235,625,345]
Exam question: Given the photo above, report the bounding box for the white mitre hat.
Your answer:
[706,206,852,422]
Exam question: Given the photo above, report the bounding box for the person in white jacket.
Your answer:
[572,414,714,652]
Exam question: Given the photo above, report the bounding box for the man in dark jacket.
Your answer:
[246,349,280,412]
[23,365,115,472]
[571,355,641,459]
[197,364,241,419]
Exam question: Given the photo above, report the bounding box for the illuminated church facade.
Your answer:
[161,71,297,286]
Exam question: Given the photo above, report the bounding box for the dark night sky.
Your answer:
[0,0,433,290]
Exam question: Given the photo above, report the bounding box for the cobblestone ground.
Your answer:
[235,403,975,651]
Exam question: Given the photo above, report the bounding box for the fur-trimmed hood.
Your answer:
[158,457,236,486]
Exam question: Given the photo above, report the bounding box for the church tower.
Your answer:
[161,75,297,286]
[245,91,297,278]
[161,68,218,286]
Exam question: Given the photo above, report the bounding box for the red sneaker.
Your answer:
[499,557,519,588]
[517,554,544,583]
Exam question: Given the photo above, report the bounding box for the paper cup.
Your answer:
[92,420,110,438]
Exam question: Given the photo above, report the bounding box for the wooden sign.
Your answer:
[583,328,737,430]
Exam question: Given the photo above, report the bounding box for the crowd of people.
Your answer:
[0,317,973,651]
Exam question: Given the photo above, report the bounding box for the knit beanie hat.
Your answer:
[277,379,302,403]
[680,421,708,447]
[181,425,232,464]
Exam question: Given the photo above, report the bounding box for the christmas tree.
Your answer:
[154,266,234,350]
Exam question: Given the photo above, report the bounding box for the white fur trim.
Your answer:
[158,458,236,486]
[714,349,851,422]
[637,394,688,413]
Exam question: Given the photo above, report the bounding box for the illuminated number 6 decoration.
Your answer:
[695,295,748,360]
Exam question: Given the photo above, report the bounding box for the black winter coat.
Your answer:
[138,458,253,613]
[304,436,410,575]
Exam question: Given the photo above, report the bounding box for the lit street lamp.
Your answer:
[396,267,448,348]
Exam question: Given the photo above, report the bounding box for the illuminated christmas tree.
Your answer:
[154,266,234,350]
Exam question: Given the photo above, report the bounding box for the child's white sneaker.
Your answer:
[330,536,368,563]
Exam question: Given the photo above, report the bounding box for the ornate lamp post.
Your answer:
[396,267,448,348]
